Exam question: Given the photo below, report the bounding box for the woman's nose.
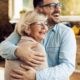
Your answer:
[42,24,48,31]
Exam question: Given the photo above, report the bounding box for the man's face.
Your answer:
[40,0,61,24]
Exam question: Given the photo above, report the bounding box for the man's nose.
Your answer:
[53,4,61,12]
[55,5,61,10]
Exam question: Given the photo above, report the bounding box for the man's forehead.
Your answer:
[43,0,59,4]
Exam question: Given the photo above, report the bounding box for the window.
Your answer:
[8,0,33,22]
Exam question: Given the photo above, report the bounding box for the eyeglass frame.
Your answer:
[29,21,48,27]
[40,3,62,8]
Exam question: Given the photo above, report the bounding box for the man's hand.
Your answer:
[15,42,45,67]
[10,64,36,80]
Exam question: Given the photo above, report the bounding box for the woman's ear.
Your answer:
[24,26,31,35]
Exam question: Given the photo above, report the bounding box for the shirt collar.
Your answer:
[50,24,58,32]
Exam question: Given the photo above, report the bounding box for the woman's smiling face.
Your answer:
[27,21,48,42]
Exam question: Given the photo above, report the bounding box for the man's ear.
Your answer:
[36,6,43,13]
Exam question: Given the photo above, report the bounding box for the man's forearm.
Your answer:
[0,31,20,59]
[0,41,18,59]
[36,62,75,80]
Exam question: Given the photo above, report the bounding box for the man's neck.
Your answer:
[47,20,56,28]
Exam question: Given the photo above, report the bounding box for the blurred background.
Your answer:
[0,0,80,80]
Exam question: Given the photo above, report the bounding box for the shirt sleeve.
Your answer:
[36,29,77,80]
[0,31,20,59]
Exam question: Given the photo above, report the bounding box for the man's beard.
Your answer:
[47,17,60,27]
[47,11,61,27]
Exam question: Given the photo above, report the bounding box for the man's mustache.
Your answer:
[51,11,60,15]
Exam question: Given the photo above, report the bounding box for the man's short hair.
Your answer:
[33,0,44,8]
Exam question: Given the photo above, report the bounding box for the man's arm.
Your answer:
[8,27,77,80]
[0,31,45,65]
[36,29,77,80]
[0,31,20,59]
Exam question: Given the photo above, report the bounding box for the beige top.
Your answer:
[5,36,48,80]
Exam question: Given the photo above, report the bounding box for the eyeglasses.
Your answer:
[37,21,48,26]
[30,21,48,26]
[40,3,62,8]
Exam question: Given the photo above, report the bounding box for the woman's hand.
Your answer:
[10,64,36,80]
[15,42,45,67]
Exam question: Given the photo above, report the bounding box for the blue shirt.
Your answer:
[0,23,76,80]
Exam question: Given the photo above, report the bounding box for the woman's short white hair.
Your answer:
[15,11,47,36]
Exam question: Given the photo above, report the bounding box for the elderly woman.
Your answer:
[5,11,48,80]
